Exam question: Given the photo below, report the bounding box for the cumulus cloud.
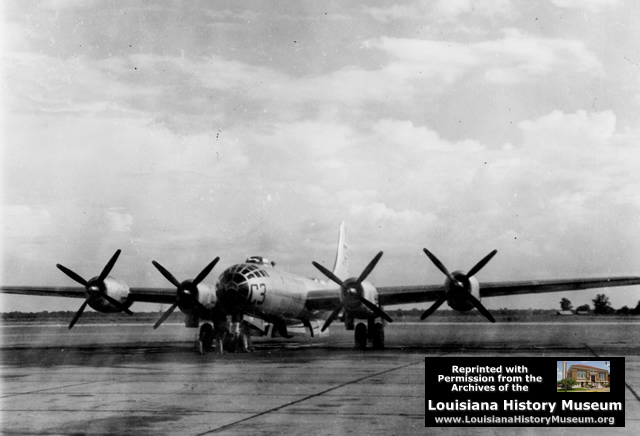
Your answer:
[364,37,480,85]
[106,209,134,233]
[551,0,621,13]
[433,0,514,21]
[348,203,437,229]
[36,0,102,10]
[368,30,602,88]
[4,205,53,239]
[478,29,603,82]
[4,2,640,312]
[5,22,604,143]
[366,0,514,23]
[372,119,484,153]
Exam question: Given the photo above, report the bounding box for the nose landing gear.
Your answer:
[196,323,215,355]
[195,317,254,355]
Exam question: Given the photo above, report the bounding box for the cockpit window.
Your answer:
[239,265,259,275]
[218,263,269,283]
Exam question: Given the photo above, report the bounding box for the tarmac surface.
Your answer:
[1,321,640,435]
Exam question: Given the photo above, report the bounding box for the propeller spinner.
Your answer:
[56,249,132,329]
[151,257,220,329]
[421,248,497,322]
[312,251,392,332]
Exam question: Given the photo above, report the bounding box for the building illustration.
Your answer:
[565,364,610,388]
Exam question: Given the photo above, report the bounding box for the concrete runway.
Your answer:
[1,321,640,435]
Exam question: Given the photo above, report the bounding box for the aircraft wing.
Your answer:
[5,276,640,311]
[304,289,342,312]
[1,286,87,299]
[0,286,177,305]
[304,284,447,312]
[374,276,640,306]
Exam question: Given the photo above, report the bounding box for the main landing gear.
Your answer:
[354,319,385,350]
[222,318,254,353]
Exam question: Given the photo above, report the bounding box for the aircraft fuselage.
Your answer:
[216,258,379,324]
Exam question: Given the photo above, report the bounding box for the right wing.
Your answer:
[374,276,640,306]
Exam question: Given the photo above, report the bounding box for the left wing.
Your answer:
[1,286,86,299]
[0,286,177,305]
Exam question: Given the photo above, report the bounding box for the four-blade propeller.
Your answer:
[151,257,220,329]
[421,248,497,322]
[56,249,132,329]
[312,251,393,332]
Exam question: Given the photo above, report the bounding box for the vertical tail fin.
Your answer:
[332,221,349,279]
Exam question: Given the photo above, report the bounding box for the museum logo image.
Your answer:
[566,364,610,389]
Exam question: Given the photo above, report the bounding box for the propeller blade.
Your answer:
[356,251,384,284]
[69,300,89,329]
[315,254,390,325]
[98,249,122,282]
[101,293,133,316]
[358,296,393,323]
[193,257,220,286]
[321,307,342,332]
[153,303,179,329]
[312,261,346,288]
[151,261,183,289]
[420,295,447,320]
[423,248,461,286]
[466,293,496,323]
[56,264,89,287]
[466,250,498,278]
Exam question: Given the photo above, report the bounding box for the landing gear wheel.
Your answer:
[199,323,214,353]
[371,322,384,349]
[355,322,367,349]
[223,335,237,353]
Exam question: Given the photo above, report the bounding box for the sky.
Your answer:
[556,360,609,381]
[2,0,640,313]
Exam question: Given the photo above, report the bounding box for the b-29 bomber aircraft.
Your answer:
[3,222,640,352]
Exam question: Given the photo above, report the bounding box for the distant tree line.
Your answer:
[3,297,640,322]
[388,308,559,318]
[559,295,640,315]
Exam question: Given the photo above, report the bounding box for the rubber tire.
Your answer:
[355,323,367,349]
[199,323,214,352]
[223,335,237,353]
[371,322,384,349]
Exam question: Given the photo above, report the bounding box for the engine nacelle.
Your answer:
[196,282,217,309]
[86,276,132,313]
[176,281,217,314]
[174,282,217,328]
[445,271,480,312]
[341,279,379,318]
